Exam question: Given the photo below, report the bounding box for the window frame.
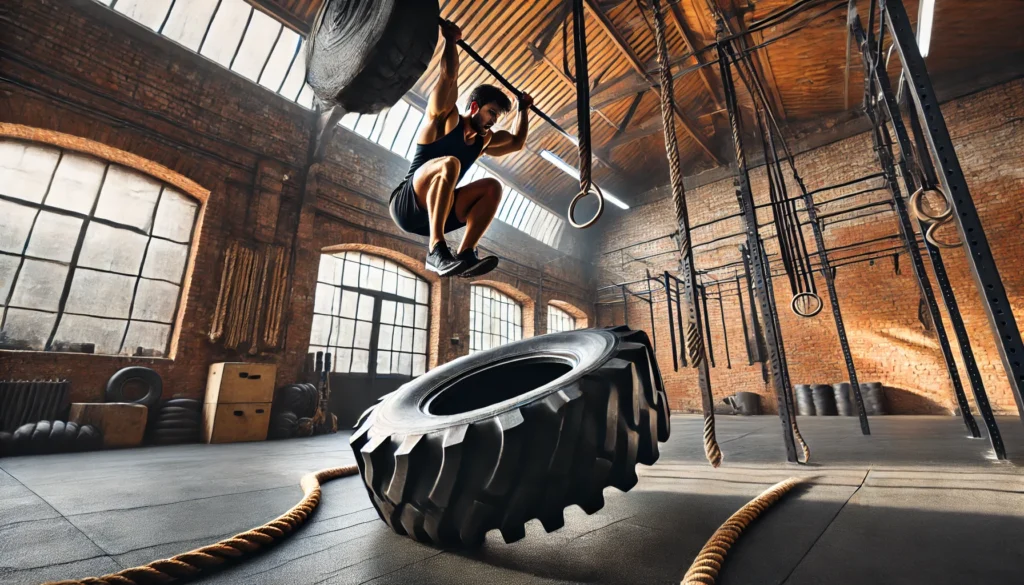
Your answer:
[469,285,523,354]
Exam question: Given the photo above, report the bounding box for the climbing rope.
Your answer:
[44,466,358,585]
[681,477,802,584]
[648,0,721,468]
[567,0,605,229]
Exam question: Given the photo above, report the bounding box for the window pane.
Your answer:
[45,153,106,214]
[310,314,331,346]
[368,110,387,143]
[9,259,67,311]
[351,349,369,373]
[366,266,383,291]
[342,259,359,287]
[152,188,198,243]
[380,300,396,325]
[0,141,60,203]
[0,201,38,254]
[78,223,148,275]
[297,84,315,109]
[131,278,180,323]
[317,254,341,285]
[354,114,377,138]
[339,289,358,318]
[413,354,426,376]
[122,321,171,357]
[52,314,126,355]
[259,27,301,91]
[398,275,415,299]
[0,254,19,303]
[334,318,355,347]
[382,270,397,294]
[0,309,56,350]
[142,238,189,282]
[313,282,335,314]
[378,101,408,150]
[414,329,426,353]
[397,353,412,376]
[231,10,280,82]
[393,108,423,158]
[25,212,81,263]
[376,351,392,375]
[357,294,374,321]
[416,280,428,304]
[65,269,135,319]
[378,324,393,349]
[114,0,173,31]
[415,304,427,329]
[278,41,307,100]
[333,348,352,373]
[94,167,161,232]
[340,112,359,130]
[162,0,221,52]
[354,321,372,348]
[199,0,251,67]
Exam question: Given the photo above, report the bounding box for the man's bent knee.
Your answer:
[480,177,502,202]
[438,156,461,179]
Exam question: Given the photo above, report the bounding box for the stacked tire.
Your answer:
[795,384,815,416]
[149,399,202,445]
[268,384,319,440]
[0,421,102,456]
[811,384,838,416]
[859,382,887,415]
[350,326,670,547]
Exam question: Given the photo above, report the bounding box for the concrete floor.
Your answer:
[2,415,1023,585]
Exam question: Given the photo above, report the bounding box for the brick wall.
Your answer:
[598,79,1024,416]
[0,0,595,403]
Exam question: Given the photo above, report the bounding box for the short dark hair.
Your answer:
[466,84,512,114]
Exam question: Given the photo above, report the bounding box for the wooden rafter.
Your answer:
[525,42,620,131]
[666,1,723,107]
[582,0,724,165]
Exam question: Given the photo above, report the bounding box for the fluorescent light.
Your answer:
[918,0,935,57]
[539,150,630,210]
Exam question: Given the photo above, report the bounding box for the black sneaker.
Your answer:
[455,248,499,278]
[425,242,465,277]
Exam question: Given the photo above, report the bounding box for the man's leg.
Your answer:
[452,178,503,253]
[412,156,461,249]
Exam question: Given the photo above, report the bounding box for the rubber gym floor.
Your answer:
[3,415,1022,585]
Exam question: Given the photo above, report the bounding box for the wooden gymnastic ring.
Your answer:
[909,187,952,222]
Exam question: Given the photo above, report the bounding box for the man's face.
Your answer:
[469,101,502,133]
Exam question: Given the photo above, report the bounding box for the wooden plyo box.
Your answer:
[203,363,276,444]
[69,402,148,448]
[205,362,276,405]
[202,402,271,444]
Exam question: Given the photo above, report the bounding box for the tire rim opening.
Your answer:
[426,356,574,416]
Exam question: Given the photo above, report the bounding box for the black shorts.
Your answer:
[389,179,467,237]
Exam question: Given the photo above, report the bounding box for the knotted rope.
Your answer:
[648,0,721,468]
[44,466,359,585]
[681,478,802,584]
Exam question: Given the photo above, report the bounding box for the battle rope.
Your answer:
[44,466,359,585]
[567,0,605,229]
[681,477,802,585]
[648,0,721,468]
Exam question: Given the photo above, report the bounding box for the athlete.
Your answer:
[389,20,533,277]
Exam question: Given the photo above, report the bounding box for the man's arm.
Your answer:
[484,94,533,157]
[422,21,461,141]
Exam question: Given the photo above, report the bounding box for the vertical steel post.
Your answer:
[718,42,798,462]
[884,0,1024,423]
[664,271,679,371]
[646,270,658,352]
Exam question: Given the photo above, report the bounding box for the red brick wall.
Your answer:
[599,79,1024,416]
[0,0,595,403]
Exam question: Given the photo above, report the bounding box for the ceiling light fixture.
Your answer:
[539,150,630,210]
[918,0,935,58]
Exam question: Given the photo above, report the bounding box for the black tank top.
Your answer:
[402,116,485,184]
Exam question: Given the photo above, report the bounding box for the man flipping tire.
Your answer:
[389,20,533,278]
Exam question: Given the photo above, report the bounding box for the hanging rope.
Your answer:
[648,0,721,468]
[44,466,359,585]
[681,478,802,585]
[567,0,605,229]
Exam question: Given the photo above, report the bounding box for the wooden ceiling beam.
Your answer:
[525,42,620,131]
[582,0,724,165]
[597,116,663,157]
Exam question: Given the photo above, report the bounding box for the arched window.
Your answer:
[310,252,430,377]
[0,139,199,357]
[470,285,522,353]
[547,305,577,333]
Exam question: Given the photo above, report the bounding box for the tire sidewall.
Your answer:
[369,330,618,435]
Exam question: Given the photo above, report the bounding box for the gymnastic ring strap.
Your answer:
[909,187,953,222]
[568,183,605,229]
[791,292,823,318]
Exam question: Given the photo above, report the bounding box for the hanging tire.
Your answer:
[306,0,440,113]
[350,326,670,548]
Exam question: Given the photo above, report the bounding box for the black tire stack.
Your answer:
[268,384,320,440]
[859,382,887,415]
[811,384,838,416]
[149,399,202,445]
[351,326,670,547]
[832,383,854,416]
[0,421,102,456]
[795,384,816,416]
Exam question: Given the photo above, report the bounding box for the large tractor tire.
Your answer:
[305,0,440,114]
[350,326,670,547]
